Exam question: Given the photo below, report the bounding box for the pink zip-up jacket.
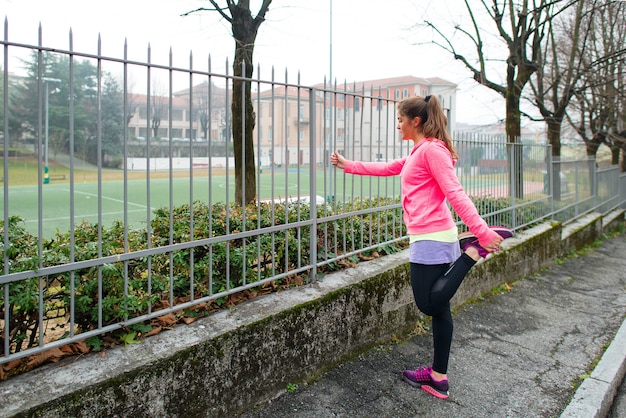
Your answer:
[343,138,499,247]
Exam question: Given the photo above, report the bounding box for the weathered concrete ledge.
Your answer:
[1,210,624,417]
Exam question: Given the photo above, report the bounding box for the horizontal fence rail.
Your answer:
[1,21,626,367]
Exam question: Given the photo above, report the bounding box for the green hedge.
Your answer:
[0,197,406,362]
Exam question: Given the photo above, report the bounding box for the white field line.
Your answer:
[70,189,153,209]
[20,188,153,226]
[23,209,148,226]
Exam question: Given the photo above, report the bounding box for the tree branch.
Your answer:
[254,0,272,24]
[181,1,232,23]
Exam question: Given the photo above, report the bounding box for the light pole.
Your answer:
[327,0,333,201]
[42,77,61,184]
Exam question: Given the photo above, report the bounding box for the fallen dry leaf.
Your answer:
[144,326,162,338]
[156,313,177,327]
[27,347,65,368]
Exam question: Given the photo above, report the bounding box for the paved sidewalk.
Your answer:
[241,233,626,418]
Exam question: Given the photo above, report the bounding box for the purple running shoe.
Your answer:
[402,366,449,399]
[459,226,514,258]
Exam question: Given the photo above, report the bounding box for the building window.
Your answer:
[395,89,400,99]
[185,129,197,139]
[403,89,409,98]
[354,97,360,112]
[299,129,304,142]
[171,108,184,121]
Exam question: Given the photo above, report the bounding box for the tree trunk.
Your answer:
[585,135,603,196]
[230,2,264,206]
[232,50,256,206]
[619,132,626,172]
[505,85,523,199]
[547,119,563,200]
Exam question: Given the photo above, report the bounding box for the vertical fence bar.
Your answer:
[322,77,328,205]
[188,51,196,301]
[35,26,45,350]
[296,72,302,271]
[547,145,554,218]
[339,82,347,256]
[309,87,318,282]
[620,172,626,209]
[320,78,329,265]
[95,34,104,330]
[241,61,247,209]
[122,39,130,323]
[2,17,9,357]
[36,24,43,276]
[575,159,580,217]
[224,58,231,291]
[241,61,247,285]
[269,68,277,278]
[382,88,390,240]
[68,31,76,337]
[145,44,153,313]
[282,68,289,275]
[167,48,175,307]
[255,64,262,283]
[207,55,214,297]
[509,141,517,230]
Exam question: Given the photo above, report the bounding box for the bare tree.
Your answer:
[184,0,272,205]
[125,95,139,130]
[529,0,587,157]
[601,2,626,171]
[528,0,589,199]
[566,1,626,171]
[424,0,564,198]
[190,80,221,141]
[151,87,168,141]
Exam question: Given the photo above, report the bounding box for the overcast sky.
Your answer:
[1,0,508,124]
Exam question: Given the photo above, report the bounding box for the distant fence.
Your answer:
[1,21,626,368]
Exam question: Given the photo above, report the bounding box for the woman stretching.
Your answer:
[331,95,512,399]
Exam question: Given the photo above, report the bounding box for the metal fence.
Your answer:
[2,23,626,366]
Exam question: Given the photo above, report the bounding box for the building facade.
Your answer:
[125,75,458,164]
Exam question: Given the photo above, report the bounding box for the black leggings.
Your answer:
[409,253,476,374]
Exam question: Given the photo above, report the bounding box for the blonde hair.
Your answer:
[398,95,458,159]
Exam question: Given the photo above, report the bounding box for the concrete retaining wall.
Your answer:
[1,210,624,418]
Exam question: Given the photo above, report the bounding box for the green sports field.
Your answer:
[1,166,403,238]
